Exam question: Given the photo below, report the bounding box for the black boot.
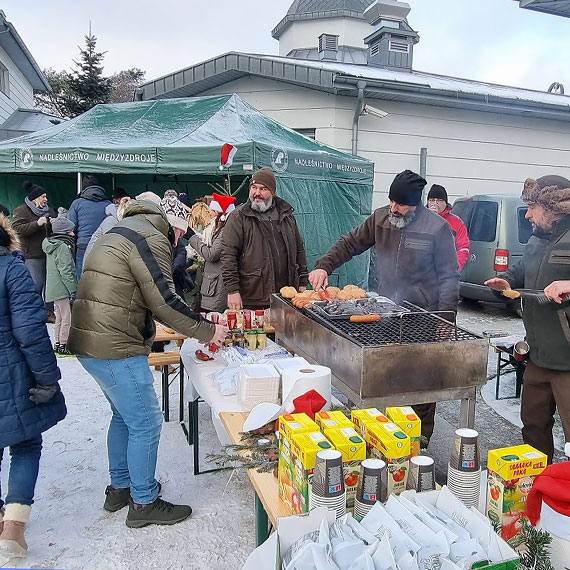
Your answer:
[57,344,72,355]
[53,342,61,353]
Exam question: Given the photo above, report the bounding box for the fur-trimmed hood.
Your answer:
[0,213,20,252]
[522,175,570,215]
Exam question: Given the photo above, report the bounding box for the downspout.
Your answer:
[352,80,367,156]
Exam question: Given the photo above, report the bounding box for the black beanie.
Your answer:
[388,170,426,206]
[427,184,448,203]
[23,180,46,202]
[82,175,99,191]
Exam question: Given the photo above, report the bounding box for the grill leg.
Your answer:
[179,360,185,423]
[162,365,169,422]
[459,395,476,429]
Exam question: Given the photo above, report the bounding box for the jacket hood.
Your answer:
[123,200,169,236]
[0,213,20,252]
[80,185,108,202]
[42,237,68,255]
[105,203,119,218]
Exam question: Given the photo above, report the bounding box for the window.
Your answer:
[518,207,532,244]
[0,61,8,96]
[451,200,474,227]
[294,128,316,140]
[469,201,498,242]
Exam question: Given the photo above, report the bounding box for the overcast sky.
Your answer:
[3,0,569,92]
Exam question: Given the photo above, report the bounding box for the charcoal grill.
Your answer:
[271,295,489,428]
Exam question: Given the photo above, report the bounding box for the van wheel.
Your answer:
[507,299,523,318]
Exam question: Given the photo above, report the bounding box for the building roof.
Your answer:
[0,11,49,90]
[272,0,375,39]
[516,0,570,17]
[137,51,570,122]
[1,108,63,132]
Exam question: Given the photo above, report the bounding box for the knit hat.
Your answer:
[163,189,178,199]
[427,184,448,203]
[209,192,237,221]
[250,167,277,194]
[135,191,162,205]
[81,175,99,191]
[388,170,427,206]
[521,175,570,215]
[23,181,46,202]
[160,196,188,232]
[177,193,192,211]
[51,213,75,234]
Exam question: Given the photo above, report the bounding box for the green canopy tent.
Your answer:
[0,94,374,286]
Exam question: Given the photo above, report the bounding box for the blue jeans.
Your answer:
[78,355,162,504]
[0,436,43,508]
[75,245,86,282]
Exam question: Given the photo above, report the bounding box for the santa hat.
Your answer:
[209,192,237,221]
[527,461,570,540]
[220,143,237,169]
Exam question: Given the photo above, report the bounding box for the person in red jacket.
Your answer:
[427,184,470,272]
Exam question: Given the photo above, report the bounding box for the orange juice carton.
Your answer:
[315,410,354,434]
[290,431,334,514]
[486,444,547,545]
[386,406,422,457]
[365,422,410,496]
[325,427,367,510]
[278,413,319,509]
[351,408,390,439]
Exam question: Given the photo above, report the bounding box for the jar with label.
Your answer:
[254,309,265,328]
[245,329,257,351]
[232,330,245,349]
[224,331,233,348]
[256,329,267,349]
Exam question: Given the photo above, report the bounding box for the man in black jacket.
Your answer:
[485,175,570,462]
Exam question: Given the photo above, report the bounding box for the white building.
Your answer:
[137,0,570,208]
[0,11,60,141]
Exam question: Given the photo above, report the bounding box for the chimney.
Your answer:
[363,0,419,70]
[318,33,339,61]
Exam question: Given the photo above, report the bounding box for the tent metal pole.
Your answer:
[77,172,82,195]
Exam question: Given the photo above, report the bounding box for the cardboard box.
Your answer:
[386,406,421,457]
[325,427,367,509]
[290,431,333,514]
[486,444,547,545]
[278,413,319,509]
[314,410,354,434]
[351,408,390,438]
[365,422,410,495]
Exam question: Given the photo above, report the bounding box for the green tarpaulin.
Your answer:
[0,94,374,286]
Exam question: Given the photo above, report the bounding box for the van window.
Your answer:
[451,200,474,226]
[469,201,498,242]
[518,207,532,244]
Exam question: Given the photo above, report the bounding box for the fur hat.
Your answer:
[522,175,570,215]
[23,181,46,202]
[388,170,427,206]
[135,191,162,205]
[250,167,277,194]
[427,184,448,203]
[0,213,20,250]
[160,196,188,232]
[51,213,75,234]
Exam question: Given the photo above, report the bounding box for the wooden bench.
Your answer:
[148,351,184,422]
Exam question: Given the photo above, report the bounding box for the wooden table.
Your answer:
[219,411,291,546]
[154,323,187,346]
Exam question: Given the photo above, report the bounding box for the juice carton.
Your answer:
[290,431,333,514]
[365,422,411,496]
[386,406,421,457]
[325,427,367,510]
[486,444,547,545]
[315,410,354,435]
[278,413,320,509]
[351,408,390,439]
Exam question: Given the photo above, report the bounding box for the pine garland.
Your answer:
[515,518,554,570]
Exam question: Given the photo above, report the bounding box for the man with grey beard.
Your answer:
[309,170,459,446]
[221,167,308,310]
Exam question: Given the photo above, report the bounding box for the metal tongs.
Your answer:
[503,289,569,304]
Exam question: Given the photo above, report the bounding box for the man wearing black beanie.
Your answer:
[310,169,460,446]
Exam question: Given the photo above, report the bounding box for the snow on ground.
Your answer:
[1,331,256,570]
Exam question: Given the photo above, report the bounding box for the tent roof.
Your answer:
[0,94,373,182]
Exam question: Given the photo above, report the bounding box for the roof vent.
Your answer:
[318,33,339,61]
[388,38,409,53]
[548,82,564,95]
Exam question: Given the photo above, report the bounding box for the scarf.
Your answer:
[51,233,76,256]
[25,196,50,217]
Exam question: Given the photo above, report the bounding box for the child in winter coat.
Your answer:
[0,213,66,560]
[42,213,77,354]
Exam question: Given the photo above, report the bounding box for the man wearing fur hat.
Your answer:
[485,175,570,462]
[222,167,308,310]
[310,170,460,446]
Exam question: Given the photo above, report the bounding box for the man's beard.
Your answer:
[251,196,273,212]
[388,210,416,229]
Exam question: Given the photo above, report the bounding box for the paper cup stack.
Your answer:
[406,456,436,493]
[447,428,481,507]
[310,449,346,519]
[353,458,387,521]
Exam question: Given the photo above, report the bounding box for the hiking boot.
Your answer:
[125,497,192,528]
[53,342,61,353]
[104,482,162,512]
[57,344,73,355]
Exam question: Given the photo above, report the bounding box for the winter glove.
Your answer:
[186,227,196,238]
[29,382,59,404]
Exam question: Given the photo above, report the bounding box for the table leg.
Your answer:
[255,494,270,546]
[459,395,475,428]
[179,360,185,423]
[191,397,200,475]
[162,365,170,422]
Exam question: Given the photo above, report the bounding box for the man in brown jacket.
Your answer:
[309,170,460,445]
[221,167,309,310]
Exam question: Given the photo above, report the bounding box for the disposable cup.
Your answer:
[406,456,436,492]
[356,458,388,505]
[312,450,345,499]
[450,428,480,472]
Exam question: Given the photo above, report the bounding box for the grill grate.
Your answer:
[297,300,481,347]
